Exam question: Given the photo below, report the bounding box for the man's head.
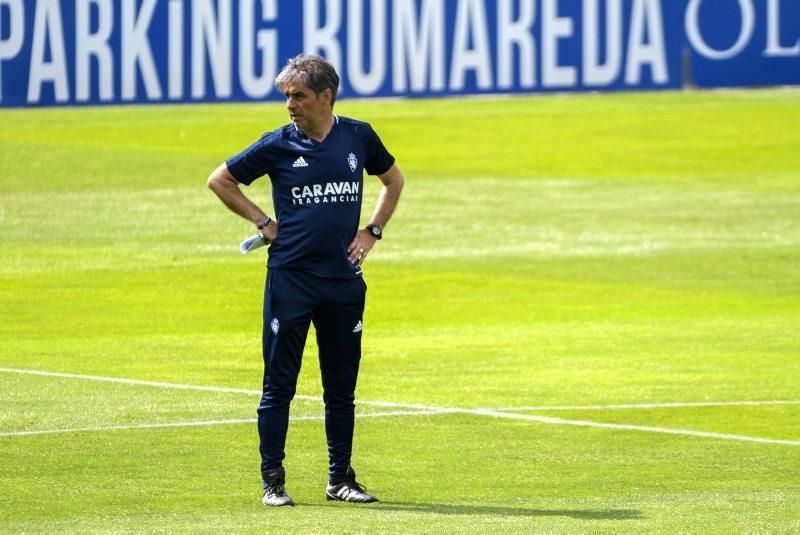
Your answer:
[275,54,339,106]
[275,55,339,134]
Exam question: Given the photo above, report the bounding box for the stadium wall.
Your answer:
[0,0,798,107]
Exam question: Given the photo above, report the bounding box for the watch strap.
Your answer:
[257,216,272,230]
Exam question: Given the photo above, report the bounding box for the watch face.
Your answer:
[372,227,380,236]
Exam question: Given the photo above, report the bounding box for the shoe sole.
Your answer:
[263,497,295,507]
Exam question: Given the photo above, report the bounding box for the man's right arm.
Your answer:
[207,163,278,241]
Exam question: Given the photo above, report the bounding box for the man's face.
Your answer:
[283,79,331,134]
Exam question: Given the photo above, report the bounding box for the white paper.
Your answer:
[240,234,267,254]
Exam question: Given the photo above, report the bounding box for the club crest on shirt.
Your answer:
[271,318,279,335]
[347,153,357,173]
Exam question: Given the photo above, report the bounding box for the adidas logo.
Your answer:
[292,156,308,168]
[352,321,362,333]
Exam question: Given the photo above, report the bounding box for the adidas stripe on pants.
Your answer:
[257,268,366,484]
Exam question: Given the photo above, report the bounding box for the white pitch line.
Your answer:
[2,367,799,446]
[488,400,800,411]
[0,367,470,413]
[0,410,451,438]
[0,367,439,410]
[0,366,266,396]
[469,409,800,447]
[7,367,796,414]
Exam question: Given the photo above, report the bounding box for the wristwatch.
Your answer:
[257,216,272,243]
[366,223,383,240]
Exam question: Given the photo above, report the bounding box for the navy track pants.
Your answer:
[257,268,366,484]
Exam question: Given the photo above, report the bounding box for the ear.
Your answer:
[320,88,333,106]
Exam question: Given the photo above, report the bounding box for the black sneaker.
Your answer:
[262,467,294,507]
[325,466,379,503]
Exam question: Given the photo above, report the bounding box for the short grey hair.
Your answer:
[275,54,340,107]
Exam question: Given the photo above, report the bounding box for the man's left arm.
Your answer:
[347,163,405,266]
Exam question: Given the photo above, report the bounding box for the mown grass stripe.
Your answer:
[490,401,800,411]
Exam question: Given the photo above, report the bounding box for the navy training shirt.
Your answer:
[226,116,395,278]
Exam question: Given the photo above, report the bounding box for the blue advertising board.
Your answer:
[684,0,800,87]
[0,0,797,107]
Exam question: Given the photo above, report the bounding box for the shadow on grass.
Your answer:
[324,501,643,520]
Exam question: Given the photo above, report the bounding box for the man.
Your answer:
[207,54,404,507]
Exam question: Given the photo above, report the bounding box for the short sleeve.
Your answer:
[363,126,395,176]
[225,132,278,185]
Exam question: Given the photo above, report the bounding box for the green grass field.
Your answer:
[1,88,799,532]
